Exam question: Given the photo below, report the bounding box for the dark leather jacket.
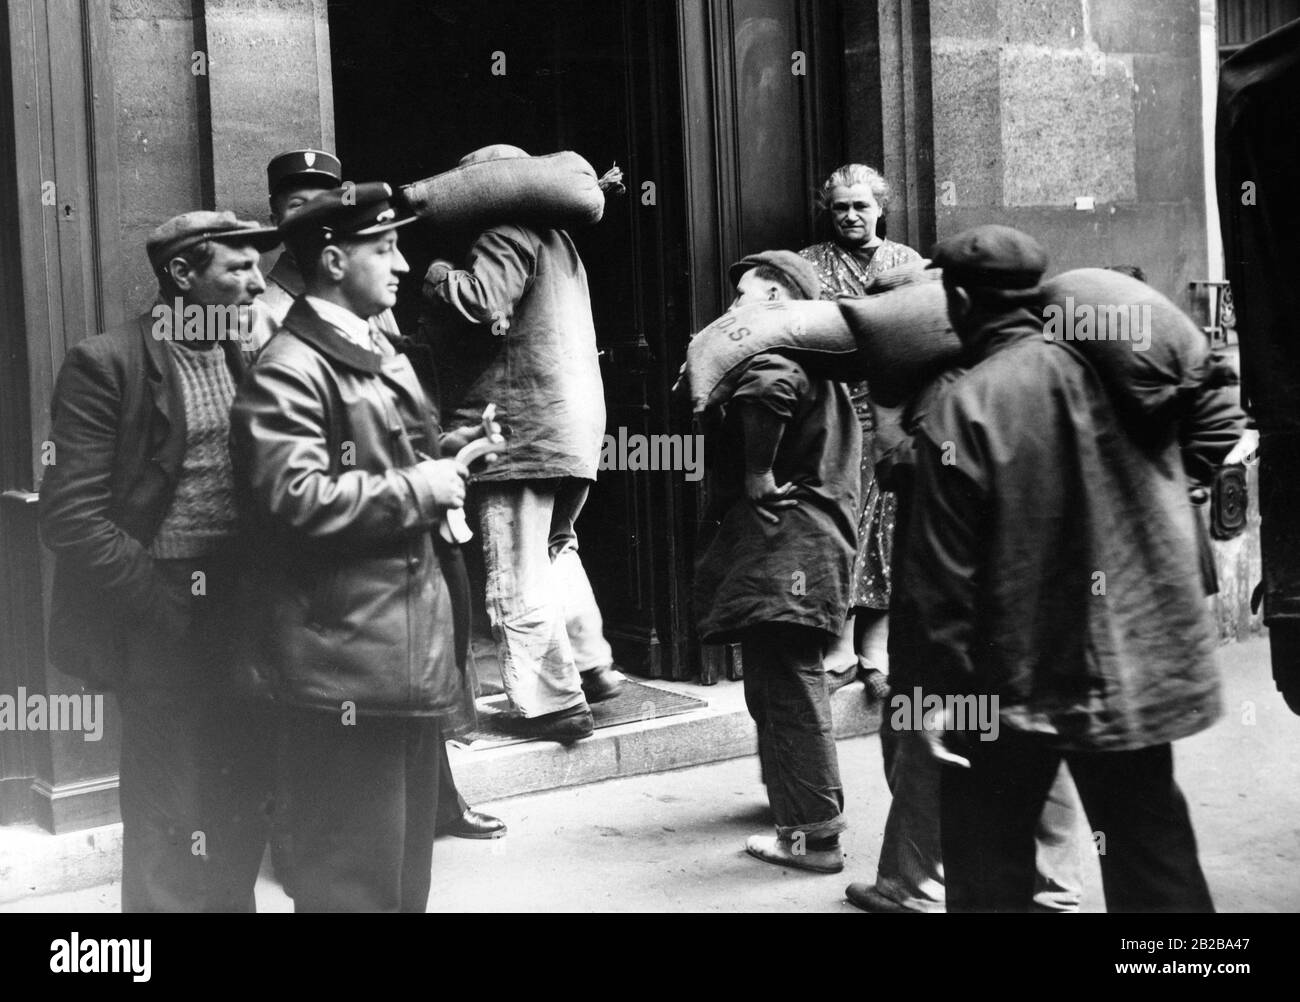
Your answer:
[39,310,247,687]
[229,298,471,720]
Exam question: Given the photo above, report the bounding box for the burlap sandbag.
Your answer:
[684,300,859,413]
[866,257,941,293]
[402,151,606,230]
[839,277,961,408]
[1041,268,1212,425]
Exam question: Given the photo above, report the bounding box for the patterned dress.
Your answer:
[798,238,923,610]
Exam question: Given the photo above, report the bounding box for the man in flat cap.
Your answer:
[421,143,623,743]
[40,211,280,911]
[252,153,505,873]
[894,223,1218,911]
[230,182,495,911]
[693,251,860,874]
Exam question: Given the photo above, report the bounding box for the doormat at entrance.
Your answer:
[453,679,709,748]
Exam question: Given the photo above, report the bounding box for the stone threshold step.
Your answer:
[450,677,878,805]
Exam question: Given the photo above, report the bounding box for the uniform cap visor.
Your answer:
[270,170,343,194]
[350,214,418,237]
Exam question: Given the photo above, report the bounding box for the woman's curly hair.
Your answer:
[815,163,892,214]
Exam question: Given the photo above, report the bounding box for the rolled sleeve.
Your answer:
[428,228,536,328]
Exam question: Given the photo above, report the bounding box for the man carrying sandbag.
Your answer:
[837,266,1085,914]
[901,224,1218,911]
[421,144,622,743]
[693,251,861,874]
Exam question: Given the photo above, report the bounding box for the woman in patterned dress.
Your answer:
[799,164,922,692]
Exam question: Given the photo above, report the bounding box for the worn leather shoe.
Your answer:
[580,664,625,703]
[506,704,594,744]
[442,809,508,840]
[745,833,843,874]
[845,882,912,913]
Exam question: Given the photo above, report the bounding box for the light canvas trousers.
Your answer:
[476,478,613,718]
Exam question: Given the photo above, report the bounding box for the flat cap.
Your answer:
[146,210,280,274]
[927,224,1048,289]
[729,249,821,301]
[267,149,343,196]
[279,181,416,244]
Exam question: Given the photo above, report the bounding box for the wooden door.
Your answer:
[1,0,125,831]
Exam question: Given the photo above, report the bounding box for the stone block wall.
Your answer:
[109,0,332,315]
[927,0,1209,314]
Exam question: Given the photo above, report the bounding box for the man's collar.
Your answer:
[281,297,383,375]
[958,304,1046,363]
[304,295,374,349]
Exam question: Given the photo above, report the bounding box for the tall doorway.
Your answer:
[328,0,699,677]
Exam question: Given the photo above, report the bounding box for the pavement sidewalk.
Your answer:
[4,637,1297,912]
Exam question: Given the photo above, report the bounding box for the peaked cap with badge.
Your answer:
[266,149,344,197]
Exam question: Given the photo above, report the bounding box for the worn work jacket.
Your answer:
[425,223,606,482]
[39,308,247,688]
[694,353,861,643]
[895,306,1223,751]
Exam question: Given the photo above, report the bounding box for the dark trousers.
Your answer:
[940,729,1215,913]
[740,622,846,840]
[435,746,471,827]
[118,688,273,912]
[117,554,273,913]
[270,741,467,893]
[281,709,443,913]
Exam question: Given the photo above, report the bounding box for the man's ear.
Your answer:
[167,257,195,293]
[320,244,348,282]
[944,283,973,325]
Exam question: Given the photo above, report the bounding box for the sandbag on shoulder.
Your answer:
[684,300,859,413]
[839,278,961,408]
[865,258,941,294]
[1041,268,1211,426]
[402,151,606,231]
